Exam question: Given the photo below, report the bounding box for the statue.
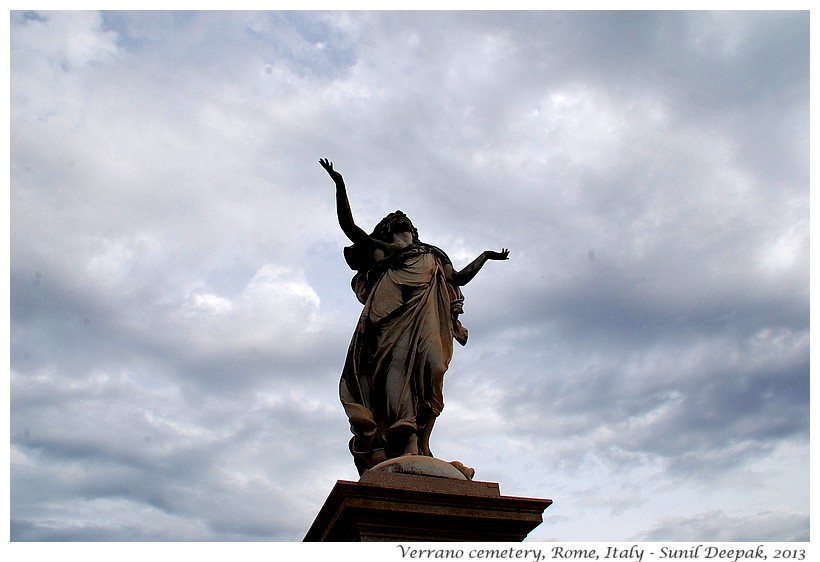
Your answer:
[320,158,509,477]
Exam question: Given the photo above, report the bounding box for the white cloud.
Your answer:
[173,264,325,356]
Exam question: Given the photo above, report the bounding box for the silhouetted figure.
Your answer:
[320,158,509,475]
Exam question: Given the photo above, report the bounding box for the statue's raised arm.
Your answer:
[318,157,344,184]
[445,248,510,287]
[319,158,371,246]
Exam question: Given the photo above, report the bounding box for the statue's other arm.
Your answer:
[445,249,510,286]
[320,158,373,246]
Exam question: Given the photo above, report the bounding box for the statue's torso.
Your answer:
[368,250,440,323]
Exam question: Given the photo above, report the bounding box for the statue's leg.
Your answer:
[384,420,419,458]
[418,414,437,457]
[403,432,420,455]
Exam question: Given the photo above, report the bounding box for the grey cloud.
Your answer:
[11,10,808,542]
[637,509,810,542]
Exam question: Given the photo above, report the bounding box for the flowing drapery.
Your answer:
[340,244,466,473]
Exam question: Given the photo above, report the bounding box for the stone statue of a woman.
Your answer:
[320,158,509,476]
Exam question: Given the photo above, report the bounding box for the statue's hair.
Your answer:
[370,210,419,243]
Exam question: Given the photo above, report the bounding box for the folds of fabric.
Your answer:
[340,248,460,473]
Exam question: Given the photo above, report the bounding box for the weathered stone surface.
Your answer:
[368,455,471,480]
[359,468,499,498]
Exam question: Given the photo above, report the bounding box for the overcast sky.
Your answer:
[10,10,810,543]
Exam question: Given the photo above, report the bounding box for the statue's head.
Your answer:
[371,210,419,243]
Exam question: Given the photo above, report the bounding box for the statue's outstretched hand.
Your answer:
[486,248,510,260]
[319,158,343,183]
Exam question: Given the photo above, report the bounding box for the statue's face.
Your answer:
[389,213,413,234]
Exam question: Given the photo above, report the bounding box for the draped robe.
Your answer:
[340,243,467,474]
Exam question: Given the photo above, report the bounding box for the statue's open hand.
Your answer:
[486,248,510,260]
[319,158,343,183]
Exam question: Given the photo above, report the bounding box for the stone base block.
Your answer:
[304,470,552,542]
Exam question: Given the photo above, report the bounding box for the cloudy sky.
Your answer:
[10,10,810,543]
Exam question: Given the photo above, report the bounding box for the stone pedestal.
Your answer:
[304,463,552,542]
